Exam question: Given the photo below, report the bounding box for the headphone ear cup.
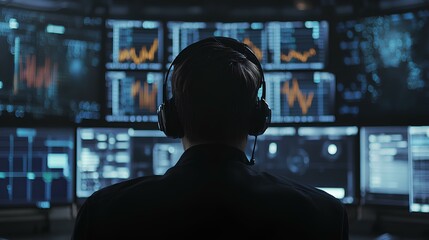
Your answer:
[248,98,271,136]
[157,98,184,139]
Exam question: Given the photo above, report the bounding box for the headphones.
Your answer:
[157,36,271,139]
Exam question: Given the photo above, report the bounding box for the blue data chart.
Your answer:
[336,10,429,122]
[0,128,74,208]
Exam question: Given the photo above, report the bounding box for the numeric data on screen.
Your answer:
[360,127,410,206]
[410,126,429,213]
[76,128,183,199]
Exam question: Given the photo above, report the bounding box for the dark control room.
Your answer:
[0,0,429,239]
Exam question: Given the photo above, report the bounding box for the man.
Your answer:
[72,37,349,239]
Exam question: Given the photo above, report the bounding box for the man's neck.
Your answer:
[182,136,247,152]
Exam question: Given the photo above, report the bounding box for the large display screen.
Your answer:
[0,7,102,123]
[336,10,429,123]
[0,128,74,208]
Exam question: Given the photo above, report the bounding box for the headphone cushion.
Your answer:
[157,98,184,139]
[249,99,271,136]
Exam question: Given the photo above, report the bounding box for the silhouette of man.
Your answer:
[72,37,349,239]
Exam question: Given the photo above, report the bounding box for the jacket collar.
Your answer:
[174,143,251,167]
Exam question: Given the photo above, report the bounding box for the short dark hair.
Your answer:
[172,38,262,145]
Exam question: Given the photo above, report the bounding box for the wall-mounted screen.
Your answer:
[336,10,429,123]
[0,7,102,123]
[105,19,163,70]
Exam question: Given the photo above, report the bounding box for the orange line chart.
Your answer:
[17,55,58,94]
[281,78,314,115]
[131,81,157,112]
[280,48,316,63]
[118,38,159,64]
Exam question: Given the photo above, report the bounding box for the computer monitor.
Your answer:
[253,126,358,204]
[166,21,329,71]
[264,72,335,123]
[264,21,329,70]
[76,128,183,202]
[409,126,429,213]
[105,71,163,122]
[105,19,163,70]
[360,126,409,206]
[209,22,265,63]
[0,127,74,208]
[0,6,102,123]
[166,21,220,64]
[335,10,429,124]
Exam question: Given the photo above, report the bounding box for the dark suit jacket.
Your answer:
[72,144,349,239]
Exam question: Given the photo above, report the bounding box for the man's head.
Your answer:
[158,37,270,148]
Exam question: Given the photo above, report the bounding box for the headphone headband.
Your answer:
[163,36,266,103]
[158,36,271,139]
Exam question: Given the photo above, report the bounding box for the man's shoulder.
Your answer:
[89,175,164,202]
[254,171,345,209]
[252,171,348,232]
